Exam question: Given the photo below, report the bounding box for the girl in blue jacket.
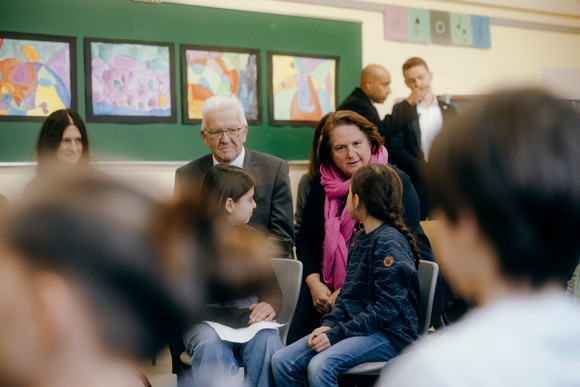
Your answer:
[272,163,421,386]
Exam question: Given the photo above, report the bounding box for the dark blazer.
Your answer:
[389,99,457,184]
[174,149,295,258]
[337,87,382,130]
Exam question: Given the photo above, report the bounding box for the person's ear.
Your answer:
[240,124,249,143]
[225,198,235,214]
[352,193,361,211]
[200,129,211,147]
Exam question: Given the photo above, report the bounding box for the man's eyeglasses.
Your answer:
[204,127,243,139]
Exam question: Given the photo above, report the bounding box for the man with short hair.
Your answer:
[175,95,294,256]
[336,64,393,139]
[389,57,456,220]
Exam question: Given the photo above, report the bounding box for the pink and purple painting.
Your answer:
[85,38,176,123]
[268,52,338,127]
[0,32,76,121]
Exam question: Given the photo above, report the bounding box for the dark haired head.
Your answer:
[402,57,429,73]
[351,163,420,266]
[307,113,330,179]
[2,173,196,360]
[317,110,384,167]
[427,88,580,287]
[201,164,256,215]
[36,109,90,172]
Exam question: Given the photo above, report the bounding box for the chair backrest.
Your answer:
[417,260,439,335]
[270,258,303,346]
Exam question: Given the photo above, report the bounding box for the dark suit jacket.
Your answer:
[389,99,457,183]
[337,87,382,130]
[174,149,295,257]
[389,99,457,219]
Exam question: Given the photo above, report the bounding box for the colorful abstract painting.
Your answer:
[0,32,76,121]
[181,45,260,124]
[85,38,176,123]
[268,52,338,127]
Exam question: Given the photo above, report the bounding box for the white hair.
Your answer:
[201,95,247,130]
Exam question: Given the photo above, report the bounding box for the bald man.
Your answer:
[337,64,403,155]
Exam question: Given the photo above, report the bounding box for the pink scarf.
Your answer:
[320,146,389,290]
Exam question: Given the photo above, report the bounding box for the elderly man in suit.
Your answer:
[175,95,294,256]
[389,57,457,220]
[171,95,294,384]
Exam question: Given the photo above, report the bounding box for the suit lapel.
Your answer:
[243,150,260,179]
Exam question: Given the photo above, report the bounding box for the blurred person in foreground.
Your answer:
[381,88,580,386]
[0,172,204,387]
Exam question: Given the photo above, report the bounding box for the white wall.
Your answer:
[1,0,578,205]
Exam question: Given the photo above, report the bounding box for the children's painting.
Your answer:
[182,45,260,124]
[85,38,176,123]
[0,32,76,121]
[268,52,338,127]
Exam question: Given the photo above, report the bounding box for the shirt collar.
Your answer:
[212,146,245,168]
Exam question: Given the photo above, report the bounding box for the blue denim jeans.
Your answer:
[184,323,282,387]
[271,331,397,387]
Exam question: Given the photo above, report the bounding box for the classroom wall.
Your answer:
[1,0,579,206]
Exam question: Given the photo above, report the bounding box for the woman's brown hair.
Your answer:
[317,110,384,167]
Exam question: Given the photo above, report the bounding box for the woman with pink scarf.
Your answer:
[287,110,423,344]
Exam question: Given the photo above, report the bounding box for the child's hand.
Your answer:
[308,326,331,352]
[325,288,341,310]
[248,302,276,324]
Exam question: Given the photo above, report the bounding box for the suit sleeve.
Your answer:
[295,175,325,279]
[390,103,420,181]
[268,160,295,257]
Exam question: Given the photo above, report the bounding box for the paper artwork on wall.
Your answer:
[85,38,176,123]
[181,45,261,124]
[384,6,491,48]
[430,11,451,45]
[0,32,76,121]
[268,51,338,127]
[408,8,431,44]
[384,5,409,41]
[450,13,474,46]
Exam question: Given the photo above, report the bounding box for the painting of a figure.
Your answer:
[85,38,176,123]
[268,52,338,127]
[182,45,260,124]
[0,32,76,121]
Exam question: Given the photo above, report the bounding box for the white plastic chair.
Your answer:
[180,258,303,367]
[342,260,439,376]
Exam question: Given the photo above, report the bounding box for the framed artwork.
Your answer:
[268,51,338,127]
[85,38,176,123]
[0,31,76,121]
[181,45,261,124]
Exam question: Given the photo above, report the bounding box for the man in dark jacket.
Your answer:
[389,57,457,220]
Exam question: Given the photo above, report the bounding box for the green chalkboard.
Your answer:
[0,0,361,162]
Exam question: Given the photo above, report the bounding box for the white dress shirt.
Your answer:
[417,98,443,161]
